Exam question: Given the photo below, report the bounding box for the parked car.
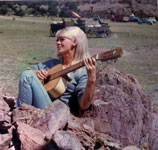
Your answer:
[148,17,157,23]
[111,15,129,22]
[138,18,153,25]
[129,15,140,22]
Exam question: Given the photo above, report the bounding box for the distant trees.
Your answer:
[59,2,79,18]
[48,6,58,17]
[65,2,78,10]
[0,1,79,18]
[0,5,8,15]
[15,9,25,17]
[59,10,69,18]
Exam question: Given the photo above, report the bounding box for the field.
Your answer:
[0,16,158,103]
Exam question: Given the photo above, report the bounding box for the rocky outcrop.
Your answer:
[83,65,152,146]
[0,94,11,130]
[13,100,70,140]
[16,122,46,150]
[0,66,158,150]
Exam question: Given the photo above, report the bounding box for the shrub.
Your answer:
[0,5,8,15]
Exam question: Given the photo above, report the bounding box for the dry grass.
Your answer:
[0,16,158,102]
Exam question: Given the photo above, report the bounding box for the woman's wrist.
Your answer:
[87,79,96,84]
[86,79,96,90]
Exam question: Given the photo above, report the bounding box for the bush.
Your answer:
[15,9,25,16]
[59,10,69,18]
[31,9,41,16]
[65,2,76,10]
[48,7,58,17]
[0,5,8,15]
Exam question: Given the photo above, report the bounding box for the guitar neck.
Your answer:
[49,59,89,81]
[48,48,123,81]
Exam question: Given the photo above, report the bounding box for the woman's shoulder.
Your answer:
[41,58,62,70]
[24,58,61,71]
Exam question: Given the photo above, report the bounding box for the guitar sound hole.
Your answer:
[44,75,51,84]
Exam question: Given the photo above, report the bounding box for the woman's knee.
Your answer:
[19,70,36,83]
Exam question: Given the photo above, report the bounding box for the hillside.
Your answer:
[57,0,158,18]
[0,0,158,19]
[77,0,158,18]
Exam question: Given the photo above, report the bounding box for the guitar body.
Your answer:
[43,64,68,98]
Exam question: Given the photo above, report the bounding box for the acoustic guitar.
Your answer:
[42,48,123,98]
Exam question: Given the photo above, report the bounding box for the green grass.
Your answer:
[0,18,57,95]
[0,16,158,101]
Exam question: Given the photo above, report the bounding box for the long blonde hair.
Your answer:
[56,26,90,64]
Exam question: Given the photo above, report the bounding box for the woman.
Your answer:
[17,26,96,114]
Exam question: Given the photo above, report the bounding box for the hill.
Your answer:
[75,0,158,18]
[0,0,158,19]
[46,0,158,18]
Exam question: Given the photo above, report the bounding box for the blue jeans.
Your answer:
[17,70,52,109]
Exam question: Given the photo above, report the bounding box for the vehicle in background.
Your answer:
[50,12,111,38]
[148,17,157,23]
[129,14,154,25]
[138,18,153,25]
[111,15,129,22]
[110,13,156,25]
[129,15,140,22]
[123,16,129,22]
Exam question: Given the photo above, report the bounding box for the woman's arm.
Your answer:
[80,57,97,110]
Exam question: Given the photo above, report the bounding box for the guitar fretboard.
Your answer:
[46,48,123,82]
[48,61,85,81]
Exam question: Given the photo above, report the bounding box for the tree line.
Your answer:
[0,1,79,17]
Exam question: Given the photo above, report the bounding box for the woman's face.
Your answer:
[56,36,76,55]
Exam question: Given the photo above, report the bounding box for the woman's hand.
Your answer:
[31,70,48,81]
[80,57,97,110]
[84,57,97,83]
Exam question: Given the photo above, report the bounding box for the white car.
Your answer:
[148,17,157,23]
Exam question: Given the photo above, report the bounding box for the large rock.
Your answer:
[30,100,70,140]
[16,122,46,150]
[53,130,84,150]
[122,146,141,150]
[0,91,12,130]
[13,100,70,140]
[13,104,41,125]
[67,115,95,149]
[148,109,158,150]
[0,133,13,150]
[83,65,152,146]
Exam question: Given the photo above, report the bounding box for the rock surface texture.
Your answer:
[83,65,153,146]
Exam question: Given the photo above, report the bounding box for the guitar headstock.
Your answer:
[96,48,123,61]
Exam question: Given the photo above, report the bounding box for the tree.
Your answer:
[39,5,48,16]
[15,9,25,17]
[59,10,69,18]
[48,6,58,17]
[65,2,78,11]
[0,5,8,15]
[31,9,41,16]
